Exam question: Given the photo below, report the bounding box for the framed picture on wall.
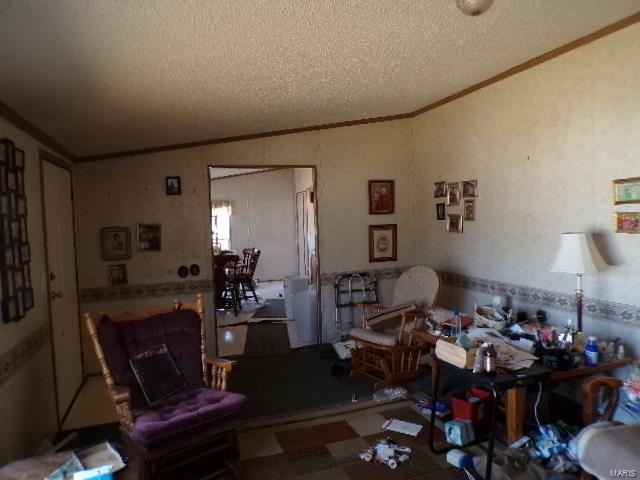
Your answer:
[463,199,475,221]
[434,181,446,198]
[461,180,477,198]
[108,264,128,286]
[614,212,640,234]
[613,177,640,204]
[369,224,397,262]
[137,223,162,251]
[100,227,132,260]
[166,176,181,195]
[446,182,460,206]
[369,180,395,214]
[436,202,445,220]
[447,214,463,233]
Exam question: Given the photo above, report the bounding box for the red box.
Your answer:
[451,388,491,421]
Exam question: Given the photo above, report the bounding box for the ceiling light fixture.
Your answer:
[456,0,494,16]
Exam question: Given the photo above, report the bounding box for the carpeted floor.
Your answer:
[242,322,292,357]
[252,298,287,319]
[235,400,465,480]
[229,344,377,418]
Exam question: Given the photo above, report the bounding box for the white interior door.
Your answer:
[42,159,83,421]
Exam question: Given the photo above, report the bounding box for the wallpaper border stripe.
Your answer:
[0,322,50,387]
[440,272,640,328]
[79,279,213,302]
[77,269,640,328]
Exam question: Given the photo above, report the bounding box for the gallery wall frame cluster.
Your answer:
[434,179,478,234]
[612,176,640,234]
[368,180,397,262]
[0,139,34,323]
[99,175,184,286]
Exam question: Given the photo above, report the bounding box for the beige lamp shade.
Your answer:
[550,232,606,274]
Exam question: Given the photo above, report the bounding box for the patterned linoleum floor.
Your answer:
[233,400,466,480]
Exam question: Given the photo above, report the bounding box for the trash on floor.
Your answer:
[373,386,408,402]
[359,437,412,469]
[382,418,423,437]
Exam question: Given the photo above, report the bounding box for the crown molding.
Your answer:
[0,100,76,162]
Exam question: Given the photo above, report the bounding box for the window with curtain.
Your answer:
[212,201,231,252]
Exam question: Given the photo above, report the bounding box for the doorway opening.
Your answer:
[208,166,320,358]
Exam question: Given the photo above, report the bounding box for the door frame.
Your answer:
[39,149,84,427]
[208,164,322,353]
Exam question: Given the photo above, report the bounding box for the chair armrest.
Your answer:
[205,357,237,391]
[108,384,131,404]
[205,357,238,372]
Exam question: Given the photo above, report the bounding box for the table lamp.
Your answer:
[550,232,606,332]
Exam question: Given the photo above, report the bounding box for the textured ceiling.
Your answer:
[1,1,639,158]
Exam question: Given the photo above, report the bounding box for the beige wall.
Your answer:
[74,120,416,342]
[412,24,640,348]
[211,168,297,281]
[0,119,59,463]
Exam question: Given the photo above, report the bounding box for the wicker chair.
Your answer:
[349,266,441,389]
[84,294,246,479]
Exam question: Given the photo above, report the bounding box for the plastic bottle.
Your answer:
[585,336,599,367]
[452,310,462,337]
[484,343,497,373]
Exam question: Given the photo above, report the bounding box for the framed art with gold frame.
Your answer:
[613,177,640,204]
[100,226,132,260]
[446,182,460,206]
[447,214,463,233]
[461,180,477,198]
[463,199,475,221]
[614,212,640,234]
[368,224,397,262]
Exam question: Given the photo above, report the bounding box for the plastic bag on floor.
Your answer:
[373,387,408,402]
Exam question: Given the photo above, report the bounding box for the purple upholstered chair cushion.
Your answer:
[132,387,247,448]
[97,309,204,407]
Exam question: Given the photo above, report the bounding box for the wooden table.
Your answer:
[411,328,632,444]
[507,357,632,444]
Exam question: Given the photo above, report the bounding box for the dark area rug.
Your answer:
[242,322,292,357]
[252,298,287,319]
[228,344,376,418]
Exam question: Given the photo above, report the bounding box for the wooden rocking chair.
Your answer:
[349,266,441,389]
[84,294,247,479]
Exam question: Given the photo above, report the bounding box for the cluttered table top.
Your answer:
[414,304,633,376]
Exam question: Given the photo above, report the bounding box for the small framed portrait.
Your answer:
[434,181,447,198]
[137,223,162,251]
[108,264,128,286]
[369,180,395,214]
[461,180,477,198]
[369,224,397,262]
[613,177,640,204]
[614,212,640,234]
[446,182,460,206]
[436,202,445,221]
[100,227,132,260]
[463,199,475,221]
[447,214,463,233]
[166,176,181,195]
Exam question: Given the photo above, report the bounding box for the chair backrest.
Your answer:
[392,266,441,312]
[582,376,623,424]
[245,248,260,277]
[84,294,207,408]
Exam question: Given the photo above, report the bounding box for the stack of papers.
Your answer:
[382,418,423,437]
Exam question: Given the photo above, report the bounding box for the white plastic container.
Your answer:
[293,287,318,343]
[284,275,309,319]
